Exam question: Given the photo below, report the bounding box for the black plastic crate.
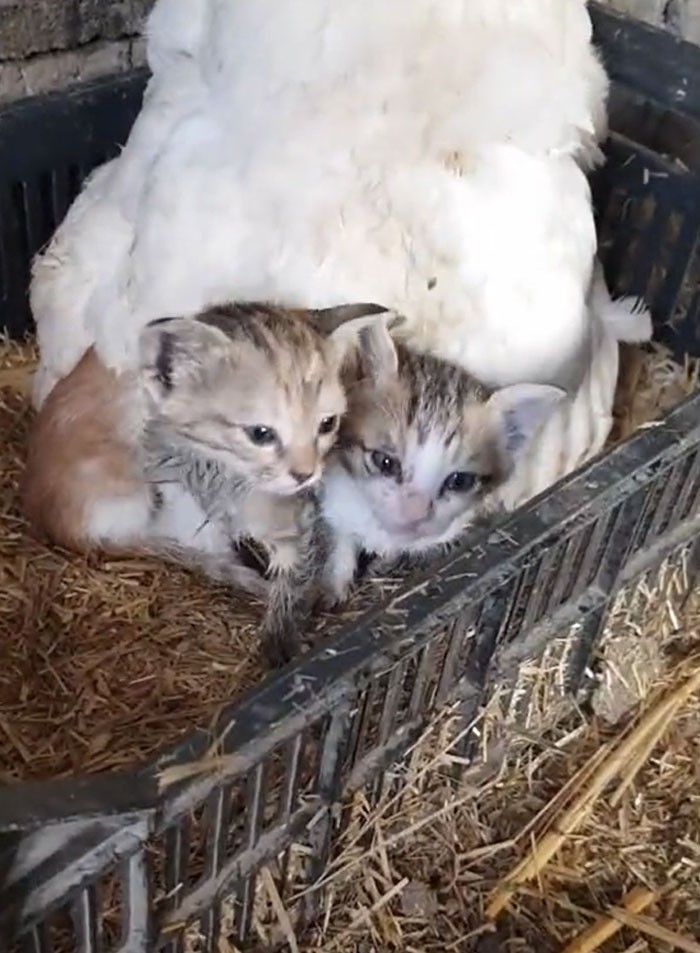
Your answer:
[2,5,700,950]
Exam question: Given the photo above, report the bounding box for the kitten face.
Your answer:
[139,302,391,496]
[338,326,565,546]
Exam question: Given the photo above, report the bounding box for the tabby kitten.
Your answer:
[139,301,394,664]
[320,272,652,604]
[320,318,566,603]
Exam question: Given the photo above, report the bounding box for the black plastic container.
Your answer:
[2,5,700,950]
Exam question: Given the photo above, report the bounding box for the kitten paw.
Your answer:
[318,580,353,611]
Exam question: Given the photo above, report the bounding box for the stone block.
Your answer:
[77,0,137,44]
[0,39,134,103]
[0,0,78,59]
[0,0,154,60]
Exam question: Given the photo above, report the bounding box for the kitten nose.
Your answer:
[291,470,314,486]
[402,491,432,524]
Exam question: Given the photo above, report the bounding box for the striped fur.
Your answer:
[320,275,653,602]
[142,302,391,665]
[24,301,387,666]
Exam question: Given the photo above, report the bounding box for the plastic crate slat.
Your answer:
[648,454,695,539]
[473,586,512,678]
[538,537,571,618]
[636,200,674,300]
[303,703,354,923]
[597,487,652,593]
[48,168,66,230]
[421,626,455,710]
[549,522,596,609]
[684,458,700,519]
[119,850,150,953]
[629,476,668,553]
[344,684,374,770]
[656,210,700,329]
[500,557,543,644]
[204,789,227,878]
[517,551,549,632]
[0,184,24,294]
[571,508,618,598]
[162,823,188,953]
[279,733,304,825]
[164,820,189,911]
[377,659,409,745]
[72,886,101,953]
[243,764,266,853]
[233,873,256,945]
[199,902,221,953]
[435,612,475,705]
[675,449,700,521]
[566,601,610,692]
[407,643,437,719]
[230,763,266,941]
[519,544,568,632]
[22,925,45,953]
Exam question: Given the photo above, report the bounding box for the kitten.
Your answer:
[141,302,400,664]
[320,273,652,604]
[24,301,389,665]
[320,320,566,603]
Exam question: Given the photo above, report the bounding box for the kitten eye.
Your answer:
[371,449,402,479]
[244,425,278,446]
[442,471,478,494]
[318,415,338,436]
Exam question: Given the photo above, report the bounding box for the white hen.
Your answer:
[30,0,609,408]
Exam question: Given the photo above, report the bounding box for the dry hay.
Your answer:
[0,339,397,783]
[0,337,697,787]
[226,573,700,953]
[178,433,700,952]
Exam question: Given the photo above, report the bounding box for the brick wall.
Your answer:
[2,0,700,106]
[0,0,154,102]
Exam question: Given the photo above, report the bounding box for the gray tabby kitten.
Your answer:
[320,319,564,602]
[139,301,388,665]
[320,270,652,604]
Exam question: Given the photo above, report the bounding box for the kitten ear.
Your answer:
[486,383,566,461]
[138,316,231,401]
[316,305,403,381]
[309,302,390,335]
[354,317,400,383]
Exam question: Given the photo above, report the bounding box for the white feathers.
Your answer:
[589,256,654,344]
[30,0,609,408]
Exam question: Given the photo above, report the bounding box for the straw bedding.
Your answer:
[206,554,700,953]
[0,339,392,782]
[0,337,697,787]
